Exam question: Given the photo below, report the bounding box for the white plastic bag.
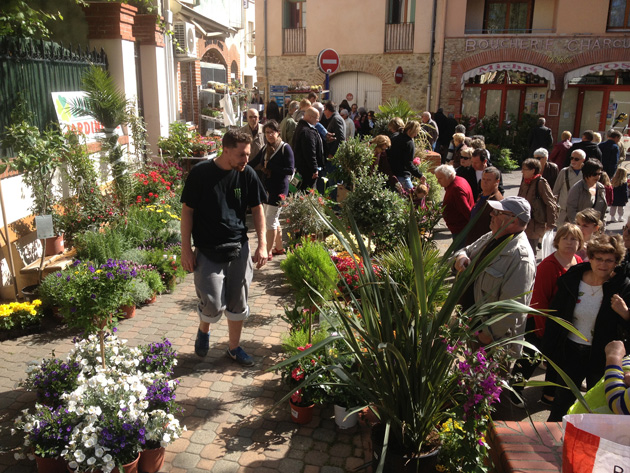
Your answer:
[562,414,630,472]
[541,229,555,260]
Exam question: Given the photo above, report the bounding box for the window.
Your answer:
[387,0,416,24]
[608,0,630,29]
[283,0,306,29]
[484,0,533,34]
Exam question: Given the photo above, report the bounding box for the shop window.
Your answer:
[467,70,546,86]
[484,0,533,34]
[607,0,630,29]
[388,0,416,24]
[283,0,306,29]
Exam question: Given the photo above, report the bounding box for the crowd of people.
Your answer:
[191,96,630,417]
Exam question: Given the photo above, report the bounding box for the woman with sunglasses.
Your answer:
[544,234,630,421]
[566,158,608,224]
[553,149,585,224]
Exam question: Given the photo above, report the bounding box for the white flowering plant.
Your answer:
[14,334,185,471]
[144,409,185,449]
[61,370,151,472]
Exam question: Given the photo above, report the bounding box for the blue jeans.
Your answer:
[397,175,413,191]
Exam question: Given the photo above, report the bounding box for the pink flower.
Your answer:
[413,157,421,165]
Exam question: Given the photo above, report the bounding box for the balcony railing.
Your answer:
[283,28,306,55]
[385,22,414,52]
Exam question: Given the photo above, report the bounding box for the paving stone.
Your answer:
[213,459,240,473]
[171,452,200,469]
[320,467,345,473]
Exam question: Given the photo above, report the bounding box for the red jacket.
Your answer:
[443,176,474,234]
[531,252,583,337]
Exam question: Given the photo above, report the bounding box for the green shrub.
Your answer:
[74,228,129,264]
[280,238,338,307]
[281,326,329,355]
[342,170,408,252]
[329,137,375,188]
[489,145,519,172]
[128,279,153,306]
[138,268,166,295]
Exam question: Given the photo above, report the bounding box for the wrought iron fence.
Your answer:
[0,36,107,156]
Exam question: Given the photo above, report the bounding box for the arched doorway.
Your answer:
[330,72,382,111]
[230,60,239,83]
[201,49,227,84]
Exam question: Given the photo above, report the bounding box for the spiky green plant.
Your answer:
[375,97,418,123]
[271,204,590,473]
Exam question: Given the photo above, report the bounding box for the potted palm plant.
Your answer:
[71,65,133,210]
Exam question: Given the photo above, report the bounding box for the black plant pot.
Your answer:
[371,423,440,473]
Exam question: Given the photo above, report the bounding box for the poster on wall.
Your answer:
[51,92,123,142]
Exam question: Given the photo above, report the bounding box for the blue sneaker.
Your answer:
[227,346,254,366]
[194,329,210,357]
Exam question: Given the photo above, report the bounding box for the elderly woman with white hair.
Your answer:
[435,164,474,249]
[533,147,559,190]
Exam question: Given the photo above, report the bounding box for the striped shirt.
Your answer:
[604,356,630,415]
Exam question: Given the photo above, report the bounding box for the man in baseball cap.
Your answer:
[454,196,536,353]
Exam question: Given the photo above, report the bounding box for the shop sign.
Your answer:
[465,37,630,53]
[51,91,122,142]
[461,62,556,90]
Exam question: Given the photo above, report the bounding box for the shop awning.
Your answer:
[564,61,630,88]
[173,0,238,39]
[461,62,556,90]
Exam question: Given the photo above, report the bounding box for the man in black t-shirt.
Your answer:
[181,130,267,366]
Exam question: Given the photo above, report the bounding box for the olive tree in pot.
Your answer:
[1,113,69,283]
[71,65,133,210]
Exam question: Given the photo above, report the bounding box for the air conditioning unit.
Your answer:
[174,22,197,61]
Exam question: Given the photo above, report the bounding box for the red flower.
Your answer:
[292,366,305,381]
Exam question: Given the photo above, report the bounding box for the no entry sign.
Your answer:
[395,66,404,84]
[318,49,340,74]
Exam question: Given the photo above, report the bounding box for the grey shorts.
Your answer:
[193,242,253,324]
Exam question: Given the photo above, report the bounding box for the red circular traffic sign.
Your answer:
[318,49,340,74]
[395,66,404,84]
[346,93,353,101]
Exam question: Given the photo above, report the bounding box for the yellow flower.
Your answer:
[156,209,163,213]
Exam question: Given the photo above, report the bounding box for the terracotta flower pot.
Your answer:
[35,455,67,473]
[120,305,136,319]
[144,294,157,305]
[45,235,64,256]
[67,453,139,473]
[289,399,315,424]
[138,447,165,473]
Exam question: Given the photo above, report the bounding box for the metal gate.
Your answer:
[0,36,107,156]
[330,72,382,111]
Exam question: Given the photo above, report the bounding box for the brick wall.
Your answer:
[133,14,164,48]
[489,421,563,472]
[82,2,137,41]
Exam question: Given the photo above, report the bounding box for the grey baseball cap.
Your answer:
[487,196,531,224]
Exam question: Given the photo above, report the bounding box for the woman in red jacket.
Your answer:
[510,223,584,408]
